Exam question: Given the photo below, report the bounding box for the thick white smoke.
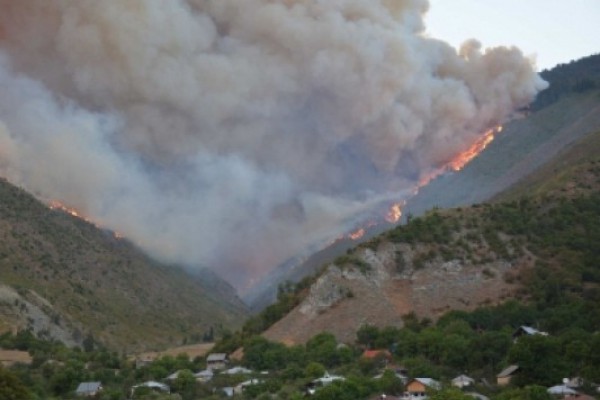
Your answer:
[0,0,546,290]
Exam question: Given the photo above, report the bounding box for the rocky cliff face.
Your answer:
[264,215,531,344]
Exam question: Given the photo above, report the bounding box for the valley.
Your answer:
[0,3,598,397]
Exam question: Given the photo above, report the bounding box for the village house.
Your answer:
[223,366,253,375]
[234,378,263,395]
[565,377,585,389]
[403,378,441,399]
[306,372,346,395]
[497,365,519,386]
[165,370,184,381]
[134,355,155,369]
[206,352,229,370]
[130,381,170,397]
[362,349,393,363]
[547,384,578,397]
[194,368,214,383]
[512,326,549,342]
[452,374,475,388]
[75,382,102,397]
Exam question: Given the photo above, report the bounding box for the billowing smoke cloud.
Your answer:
[0,0,546,290]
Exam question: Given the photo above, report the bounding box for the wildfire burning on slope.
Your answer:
[448,126,503,172]
[342,124,501,242]
[0,1,547,289]
[386,203,403,224]
[348,228,366,240]
[49,200,93,223]
[49,200,122,239]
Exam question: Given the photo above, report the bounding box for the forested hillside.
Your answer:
[0,178,247,351]
[179,128,600,400]
[532,53,600,111]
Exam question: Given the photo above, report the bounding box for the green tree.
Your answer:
[495,385,553,400]
[428,387,473,400]
[356,325,380,347]
[509,335,565,386]
[376,369,404,396]
[172,369,197,400]
[306,332,339,367]
[305,362,326,379]
[0,366,33,400]
[311,377,376,400]
[243,336,289,370]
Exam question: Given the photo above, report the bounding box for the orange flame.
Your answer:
[49,200,122,240]
[385,203,403,223]
[348,228,365,240]
[49,200,94,223]
[337,125,502,247]
[411,125,503,191]
[447,125,502,172]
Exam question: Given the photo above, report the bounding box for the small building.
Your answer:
[404,378,441,399]
[566,377,585,388]
[547,385,578,396]
[166,370,192,381]
[130,381,170,397]
[223,366,253,375]
[362,349,393,361]
[206,353,229,370]
[194,368,214,383]
[135,355,155,369]
[452,374,475,388]
[512,326,549,342]
[313,371,345,385]
[75,382,102,397]
[306,372,346,395]
[234,379,263,395]
[497,365,519,386]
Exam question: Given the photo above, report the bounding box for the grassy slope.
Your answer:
[0,179,247,351]
[494,129,600,202]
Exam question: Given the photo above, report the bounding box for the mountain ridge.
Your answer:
[0,178,248,351]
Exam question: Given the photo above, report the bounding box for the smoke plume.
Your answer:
[0,0,547,290]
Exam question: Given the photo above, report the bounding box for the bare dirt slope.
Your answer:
[265,237,528,345]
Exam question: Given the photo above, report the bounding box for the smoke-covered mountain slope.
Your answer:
[261,129,600,344]
[246,54,600,311]
[403,89,600,217]
[0,179,247,351]
[0,1,546,290]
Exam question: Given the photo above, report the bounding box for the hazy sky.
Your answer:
[426,0,599,71]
